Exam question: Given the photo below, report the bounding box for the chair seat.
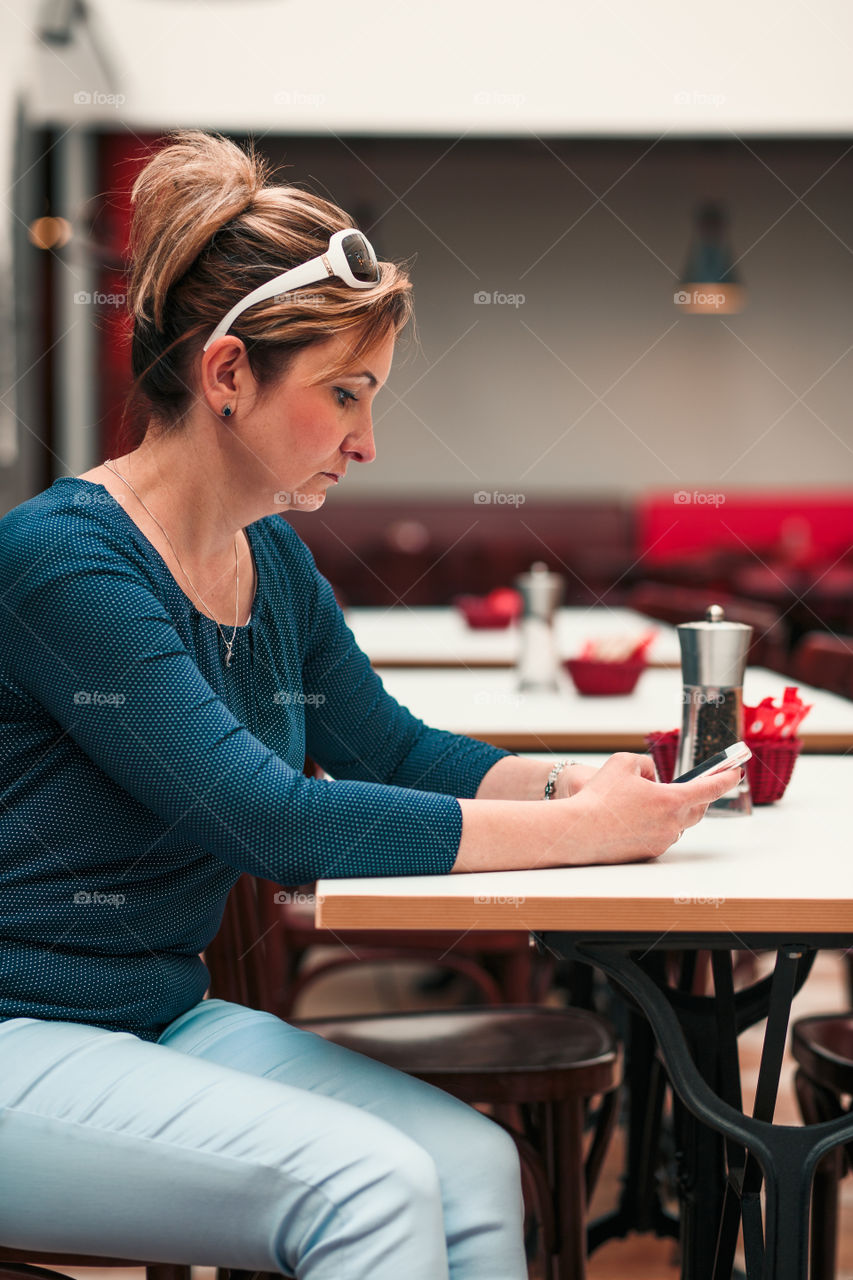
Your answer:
[792,1013,853,1096]
[298,1004,619,1103]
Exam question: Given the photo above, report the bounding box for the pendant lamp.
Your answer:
[674,201,746,315]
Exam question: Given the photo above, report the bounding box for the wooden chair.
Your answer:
[626,582,789,671]
[791,631,853,699]
[205,873,622,1280]
[0,1251,192,1280]
[791,1013,853,1280]
[258,883,552,1016]
[301,1007,621,1280]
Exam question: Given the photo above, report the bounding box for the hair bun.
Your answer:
[129,130,268,329]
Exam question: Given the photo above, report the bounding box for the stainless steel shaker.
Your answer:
[515,562,564,691]
[676,604,752,815]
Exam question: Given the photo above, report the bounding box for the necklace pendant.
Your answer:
[104,459,241,670]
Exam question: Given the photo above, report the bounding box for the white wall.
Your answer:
[262,136,853,499]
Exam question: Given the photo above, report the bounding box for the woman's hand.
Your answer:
[559,751,742,865]
[454,752,742,873]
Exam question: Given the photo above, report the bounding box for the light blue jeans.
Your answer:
[0,998,526,1279]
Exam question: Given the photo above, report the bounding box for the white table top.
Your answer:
[374,666,853,752]
[316,755,853,936]
[344,606,680,668]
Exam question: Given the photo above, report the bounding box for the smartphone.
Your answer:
[672,741,752,783]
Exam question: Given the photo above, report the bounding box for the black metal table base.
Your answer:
[540,935,853,1280]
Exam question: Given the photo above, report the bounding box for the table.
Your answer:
[317,755,851,934]
[317,757,853,1279]
[376,665,853,753]
[345,605,681,668]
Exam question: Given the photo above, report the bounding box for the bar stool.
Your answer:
[791,1013,853,1280]
[205,875,622,1280]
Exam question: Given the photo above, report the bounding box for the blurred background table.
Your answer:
[345,605,680,668]
[376,666,853,752]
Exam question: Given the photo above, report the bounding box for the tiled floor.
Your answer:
[32,948,853,1280]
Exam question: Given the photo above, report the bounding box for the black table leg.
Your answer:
[570,943,853,1280]
[549,942,776,1267]
[671,1007,731,1276]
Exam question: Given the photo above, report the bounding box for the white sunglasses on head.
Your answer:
[203,228,380,351]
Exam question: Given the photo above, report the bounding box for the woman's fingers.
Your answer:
[561,756,745,866]
[674,766,744,827]
[633,754,658,782]
[675,765,743,803]
[595,751,659,782]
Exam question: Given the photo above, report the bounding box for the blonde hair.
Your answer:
[124,130,412,441]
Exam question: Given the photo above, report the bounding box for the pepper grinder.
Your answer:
[676,604,752,815]
[515,562,563,691]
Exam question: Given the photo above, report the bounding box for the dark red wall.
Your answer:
[95,132,162,458]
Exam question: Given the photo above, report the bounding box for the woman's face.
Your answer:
[230,328,396,513]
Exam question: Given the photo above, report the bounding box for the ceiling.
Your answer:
[23,0,853,136]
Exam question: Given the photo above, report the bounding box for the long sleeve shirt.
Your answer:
[0,478,509,1040]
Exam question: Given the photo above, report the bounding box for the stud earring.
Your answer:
[222,405,233,418]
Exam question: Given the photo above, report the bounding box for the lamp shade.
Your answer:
[675,201,746,314]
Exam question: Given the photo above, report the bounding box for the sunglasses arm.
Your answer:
[202,254,331,351]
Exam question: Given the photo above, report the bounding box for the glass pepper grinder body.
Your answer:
[676,604,753,815]
[515,562,564,692]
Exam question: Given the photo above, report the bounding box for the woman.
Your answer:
[0,132,737,1279]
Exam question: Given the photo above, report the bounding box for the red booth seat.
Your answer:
[636,490,853,567]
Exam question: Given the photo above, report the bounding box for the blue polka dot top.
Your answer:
[0,478,510,1040]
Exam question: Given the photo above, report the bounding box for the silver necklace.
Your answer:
[103,457,242,667]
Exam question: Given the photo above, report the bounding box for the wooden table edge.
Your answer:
[316,894,853,933]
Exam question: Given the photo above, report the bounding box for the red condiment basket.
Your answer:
[455,596,514,629]
[645,729,802,804]
[564,657,647,696]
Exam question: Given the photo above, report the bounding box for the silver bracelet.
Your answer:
[544,759,576,800]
